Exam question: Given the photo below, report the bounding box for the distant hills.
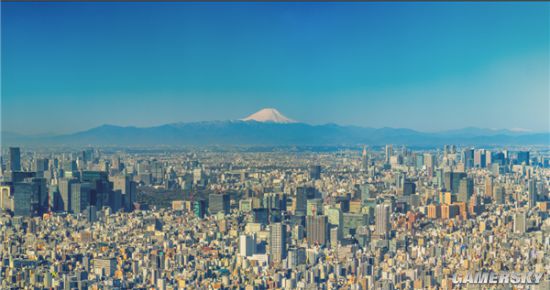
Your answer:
[2,109,548,146]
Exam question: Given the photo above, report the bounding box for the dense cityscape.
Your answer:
[0,144,548,289]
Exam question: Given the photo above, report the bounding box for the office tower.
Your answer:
[330,227,341,248]
[462,148,474,169]
[415,154,424,169]
[385,145,393,164]
[34,158,49,172]
[424,153,435,172]
[295,186,315,216]
[493,186,505,205]
[253,208,269,224]
[27,177,48,213]
[71,183,91,214]
[306,215,329,246]
[309,165,321,180]
[86,205,98,223]
[12,183,33,216]
[361,146,369,172]
[452,172,467,194]
[0,186,11,211]
[441,204,460,219]
[403,181,416,196]
[306,198,323,216]
[513,211,527,234]
[474,150,486,168]
[396,172,406,189]
[112,175,136,211]
[9,147,21,172]
[239,235,255,257]
[360,183,371,205]
[209,193,230,215]
[58,178,77,212]
[270,223,287,263]
[457,178,473,203]
[93,258,117,277]
[485,176,493,198]
[485,150,492,167]
[193,200,206,218]
[528,180,537,208]
[427,204,441,219]
[375,204,390,239]
[62,160,77,173]
[517,151,530,165]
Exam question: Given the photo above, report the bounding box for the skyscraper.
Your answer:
[493,186,505,205]
[528,179,537,208]
[58,178,77,212]
[385,145,393,164]
[306,215,329,246]
[209,193,230,215]
[270,223,287,263]
[71,182,91,214]
[309,165,321,180]
[375,204,390,239]
[457,178,473,203]
[361,146,369,172]
[514,211,527,234]
[239,234,255,257]
[193,199,206,218]
[517,151,530,165]
[9,147,21,172]
[12,183,33,216]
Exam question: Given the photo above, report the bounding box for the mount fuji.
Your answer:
[241,108,296,123]
[2,108,548,146]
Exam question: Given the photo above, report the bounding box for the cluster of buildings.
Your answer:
[0,145,549,289]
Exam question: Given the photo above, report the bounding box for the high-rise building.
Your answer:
[493,186,505,205]
[375,204,390,239]
[295,186,315,216]
[361,146,369,172]
[193,200,206,218]
[239,234,255,257]
[12,183,33,216]
[306,198,323,216]
[462,148,474,169]
[93,258,117,277]
[58,178,77,212]
[306,215,329,246]
[34,158,49,172]
[513,211,527,234]
[385,145,393,164]
[9,147,21,172]
[111,175,136,211]
[309,165,321,180]
[209,193,230,215]
[457,178,473,203]
[485,176,493,198]
[403,181,416,196]
[71,182,91,214]
[474,150,486,168]
[528,180,537,208]
[517,151,530,165]
[270,223,287,263]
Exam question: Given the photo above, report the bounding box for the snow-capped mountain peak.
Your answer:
[241,108,297,123]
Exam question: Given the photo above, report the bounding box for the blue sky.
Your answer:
[2,2,549,134]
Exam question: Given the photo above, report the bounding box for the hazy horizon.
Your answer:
[2,2,549,135]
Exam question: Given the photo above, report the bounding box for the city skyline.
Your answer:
[2,2,549,135]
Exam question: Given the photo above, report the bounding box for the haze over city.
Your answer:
[2,2,549,135]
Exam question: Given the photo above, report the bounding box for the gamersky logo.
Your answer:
[452,272,545,285]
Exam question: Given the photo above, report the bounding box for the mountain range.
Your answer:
[2,108,548,146]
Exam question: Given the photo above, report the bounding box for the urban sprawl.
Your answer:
[1,145,549,289]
